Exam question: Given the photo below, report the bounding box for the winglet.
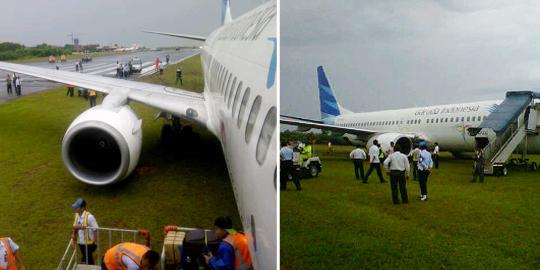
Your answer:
[222,0,232,25]
[317,66,351,122]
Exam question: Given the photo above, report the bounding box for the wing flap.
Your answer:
[280,115,376,136]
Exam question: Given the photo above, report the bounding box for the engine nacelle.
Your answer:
[367,133,413,155]
[62,105,142,185]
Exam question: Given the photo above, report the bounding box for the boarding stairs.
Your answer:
[57,227,141,270]
[468,91,540,175]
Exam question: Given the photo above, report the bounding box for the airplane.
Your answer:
[113,44,140,52]
[0,0,276,269]
[281,66,540,157]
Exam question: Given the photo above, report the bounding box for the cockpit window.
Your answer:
[256,106,276,165]
[245,95,262,143]
[237,88,251,128]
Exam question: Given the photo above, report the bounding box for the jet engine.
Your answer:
[367,133,413,155]
[62,105,142,185]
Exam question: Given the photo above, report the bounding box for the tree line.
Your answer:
[0,42,74,61]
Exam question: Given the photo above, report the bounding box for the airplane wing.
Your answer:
[0,61,208,126]
[280,114,377,136]
[143,30,206,42]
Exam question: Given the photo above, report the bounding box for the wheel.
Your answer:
[494,166,507,177]
[309,163,319,177]
[530,162,538,171]
[161,124,174,144]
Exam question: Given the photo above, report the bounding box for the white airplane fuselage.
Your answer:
[334,100,540,154]
[197,2,277,269]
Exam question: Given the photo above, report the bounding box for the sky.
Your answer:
[0,0,262,48]
[281,0,540,120]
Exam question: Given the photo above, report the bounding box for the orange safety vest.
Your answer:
[0,238,16,270]
[104,243,149,270]
[223,232,253,270]
[88,90,97,97]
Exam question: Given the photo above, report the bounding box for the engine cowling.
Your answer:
[367,133,413,155]
[62,105,142,185]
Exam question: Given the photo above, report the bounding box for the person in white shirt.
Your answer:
[71,198,99,265]
[385,142,394,157]
[384,145,410,204]
[0,237,25,270]
[363,140,386,183]
[433,142,440,169]
[349,145,366,180]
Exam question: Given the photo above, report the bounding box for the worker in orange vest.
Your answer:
[0,237,26,270]
[204,216,253,270]
[102,242,160,270]
[88,90,97,107]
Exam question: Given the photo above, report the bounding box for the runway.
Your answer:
[0,48,199,103]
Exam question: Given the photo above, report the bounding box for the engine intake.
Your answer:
[367,133,413,155]
[62,105,142,185]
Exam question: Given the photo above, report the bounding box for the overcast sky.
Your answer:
[0,0,262,48]
[281,0,540,120]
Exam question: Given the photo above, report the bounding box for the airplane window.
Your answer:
[472,116,476,121]
[419,119,422,124]
[232,83,243,117]
[228,77,237,107]
[478,115,482,121]
[237,88,251,128]
[455,117,459,122]
[460,117,464,121]
[406,120,409,124]
[436,119,439,123]
[256,106,276,165]
[221,70,229,94]
[218,67,225,91]
[450,118,454,122]
[445,118,448,122]
[245,95,262,143]
[224,74,233,101]
[466,116,470,121]
[215,66,222,92]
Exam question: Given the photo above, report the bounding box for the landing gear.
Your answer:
[530,161,538,172]
[160,116,198,147]
[494,166,508,177]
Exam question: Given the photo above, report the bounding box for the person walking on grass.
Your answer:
[384,144,410,204]
[6,74,12,95]
[471,145,485,183]
[364,140,386,183]
[349,145,366,180]
[417,141,433,201]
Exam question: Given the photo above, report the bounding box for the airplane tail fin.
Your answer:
[222,0,232,25]
[317,66,350,122]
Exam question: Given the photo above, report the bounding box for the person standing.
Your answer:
[327,141,333,153]
[88,90,97,107]
[71,198,99,265]
[432,142,440,169]
[363,140,386,183]
[6,74,12,95]
[410,145,421,181]
[159,61,164,75]
[11,73,17,95]
[417,141,433,201]
[155,57,160,72]
[349,145,366,180]
[123,64,130,79]
[204,216,253,270]
[116,61,122,78]
[165,54,170,64]
[383,145,410,204]
[67,84,74,97]
[176,68,183,85]
[280,141,301,191]
[75,61,80,72]
[0,237,26,270]
[385,142,395,157]
[471,145,485,183]
[14,76,21,96]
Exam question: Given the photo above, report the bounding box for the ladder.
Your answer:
[468,91,540,175]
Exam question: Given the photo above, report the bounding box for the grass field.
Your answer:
[0,54,241,269]
[281,144,540,269]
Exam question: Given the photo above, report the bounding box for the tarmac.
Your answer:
[0,48,199,103]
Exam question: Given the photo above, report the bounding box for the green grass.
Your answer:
[10,51,131,64]
[0,55,240,269]
[281,144,540,269]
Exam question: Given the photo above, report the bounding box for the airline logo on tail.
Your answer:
[318,66,341,123]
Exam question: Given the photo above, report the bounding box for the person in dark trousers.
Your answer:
[88,90,97,107]
[176,68,183,85]
[471,145,485,183]
[384,145,410,204]
[71,198,99,265]
[14,76,21,96]
[204,216,253,270]
[349,145,366,180]
[364,140,386,183]
[280,141,301,190]
[432,142,440,169]
[6,74,12,95]
[67,85,74,97]
[409,145,421,181]
[417,141,433,201]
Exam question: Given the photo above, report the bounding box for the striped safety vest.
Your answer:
[73,211,94,245]
[223,232,253,270]
[104,243,149,270]
[0,238,16,270]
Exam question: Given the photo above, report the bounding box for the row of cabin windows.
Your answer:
[205,55,276,166]
[340,115,488,128]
